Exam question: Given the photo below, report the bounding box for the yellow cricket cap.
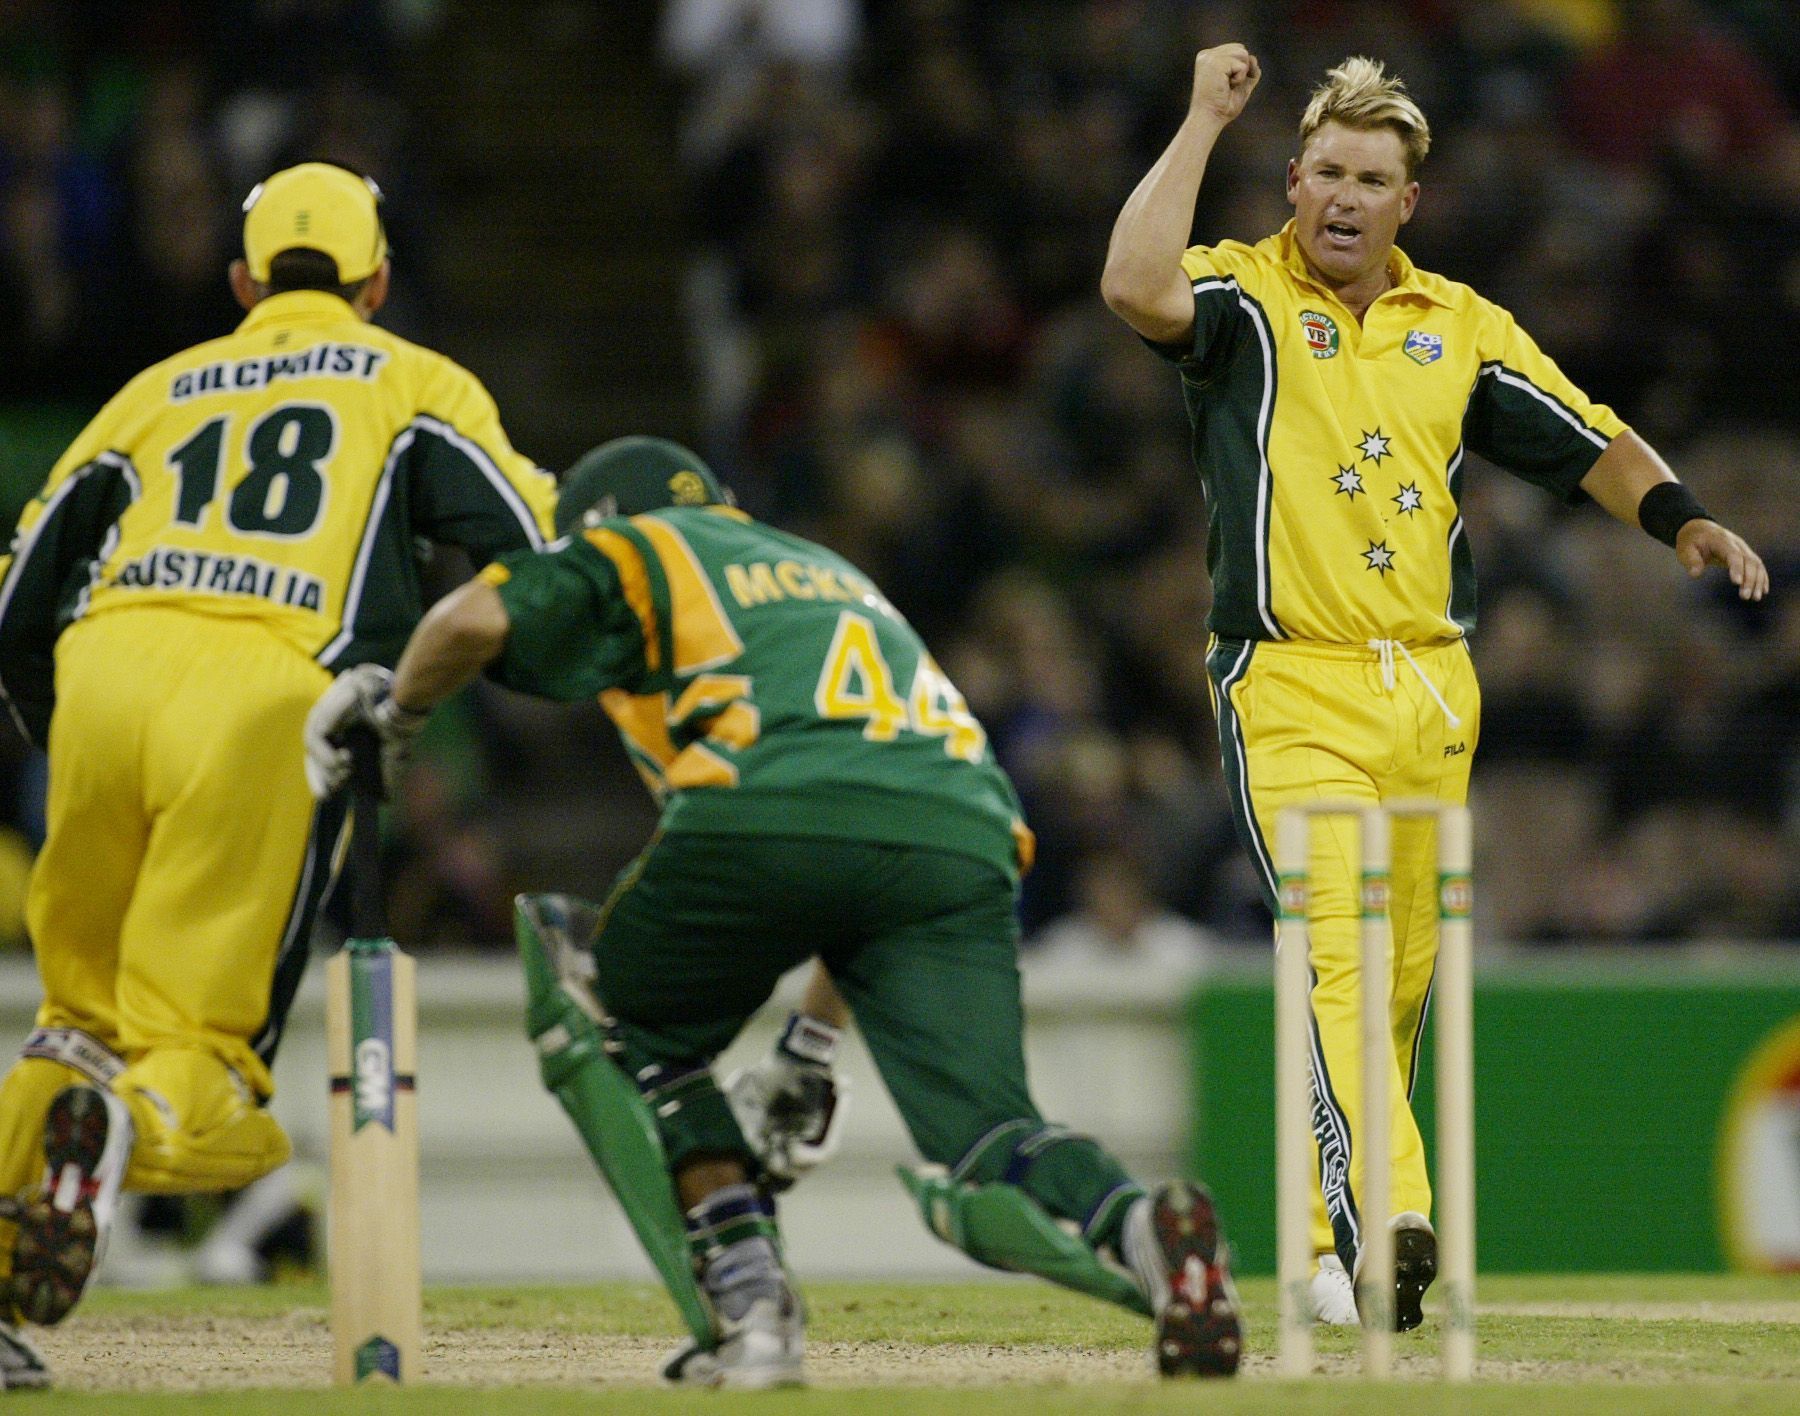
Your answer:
[241,163,388,284]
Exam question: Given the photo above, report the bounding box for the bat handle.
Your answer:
[346,726,388,941]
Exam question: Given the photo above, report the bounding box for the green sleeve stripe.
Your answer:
[1190,279,1284,640]
[318,425,410,668]
[0,451,140,624]
[1480,362,1610,451]
[1146,278,1251,377]
[1445,444,1475,633]
[1237,287,1284,640]
[68,452,144,619]
[0,451,141,745]
[411,414,546,550]
[1464,361,1611,503]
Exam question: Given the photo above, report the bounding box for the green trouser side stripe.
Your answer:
[1206,637,1277,906]
[254,789,350,1066]
[1206,639,1362,1265]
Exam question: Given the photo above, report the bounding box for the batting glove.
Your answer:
[302,664,430,799]
[725,1012,850,1192]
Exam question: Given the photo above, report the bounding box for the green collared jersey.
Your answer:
[1159,221,1628,644]
[0,290,556,745]
[482,506,1034,880]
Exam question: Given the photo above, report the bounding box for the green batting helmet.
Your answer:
[555,436,730,536]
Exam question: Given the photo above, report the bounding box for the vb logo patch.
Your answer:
[1404,330,1444,365]
[1300,310,1339,359]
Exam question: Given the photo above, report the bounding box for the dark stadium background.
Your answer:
[1,0,1796,955]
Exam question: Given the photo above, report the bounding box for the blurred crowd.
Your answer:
[0,0,437,409]
[2,0,1797,957]
[660,0,1800,950]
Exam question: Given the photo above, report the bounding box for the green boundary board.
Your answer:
[1187,960,1800,1272]
[0,403,92,527]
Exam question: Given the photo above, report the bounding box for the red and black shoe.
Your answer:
[1125,1180,1243,1377]
[10,1085,133,1327]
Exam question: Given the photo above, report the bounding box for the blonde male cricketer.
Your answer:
[1102,50,1769,1330]
[0,163,554,1388]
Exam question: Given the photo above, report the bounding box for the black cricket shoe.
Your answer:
[1392,1211,1439,1333]
[10,1085,133,1327]
[1124,1180,1243,1377]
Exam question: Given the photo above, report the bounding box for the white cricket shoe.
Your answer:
[1311,1253,1359,1325]
[713,1291,805,1389]
[0,1320,50,1390]
[661,1290,805,1390]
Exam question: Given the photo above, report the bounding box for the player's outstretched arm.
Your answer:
[1101,44,1260,345]
[303,580,512,799]
[1579,430,1770,602]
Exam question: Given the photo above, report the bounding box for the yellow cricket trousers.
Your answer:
[1,607,346,1285]
[1207,635,1479,1273]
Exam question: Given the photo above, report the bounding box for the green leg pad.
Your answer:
[898,1165,1151,1318]
[515,894,718,1349]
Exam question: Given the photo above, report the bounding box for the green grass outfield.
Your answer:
[10,1273,1800,1412]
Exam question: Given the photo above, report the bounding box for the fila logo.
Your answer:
[355,1037,393,1120]
[1444,741,1467,757]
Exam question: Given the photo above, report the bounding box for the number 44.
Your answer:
[815,611,986,762]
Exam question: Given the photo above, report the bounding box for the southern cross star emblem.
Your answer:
[1357,428,1392,463]
[1363,540,1396,576]
[1332,465,1364,499]
[1392,482,1423,515]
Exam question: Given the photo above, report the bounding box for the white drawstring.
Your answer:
[1367,638,1462,728]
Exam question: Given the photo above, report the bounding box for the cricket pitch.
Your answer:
[13,1273,1800,1413]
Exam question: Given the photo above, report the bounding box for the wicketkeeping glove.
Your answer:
[302,663,430,799]
[725,1012,850,1192]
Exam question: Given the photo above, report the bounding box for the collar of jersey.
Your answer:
[1264,220,1450,310]
[237,289,363,333]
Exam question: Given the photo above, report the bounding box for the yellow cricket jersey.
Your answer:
[1160,221,1628,645]
[0,291,556,743]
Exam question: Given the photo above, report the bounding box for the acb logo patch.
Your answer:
[1404,330,1444,365]
[1300,310,1339,359]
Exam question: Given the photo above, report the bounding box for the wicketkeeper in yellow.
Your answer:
[1102,51,1768,1329]
[0,163,554,1384]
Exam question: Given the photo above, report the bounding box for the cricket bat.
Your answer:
[326,728,421,1384]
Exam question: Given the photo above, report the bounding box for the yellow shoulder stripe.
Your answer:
[630,516,744,674]
[583,528,661,672]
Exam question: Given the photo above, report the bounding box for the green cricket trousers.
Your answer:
[591,831,1142,1248]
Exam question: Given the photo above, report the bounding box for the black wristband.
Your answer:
[1637,481,1709,548]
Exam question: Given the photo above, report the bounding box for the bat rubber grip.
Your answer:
[346,726,388,939]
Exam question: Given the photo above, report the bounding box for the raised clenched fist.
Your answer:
[1191,44,1261,125]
